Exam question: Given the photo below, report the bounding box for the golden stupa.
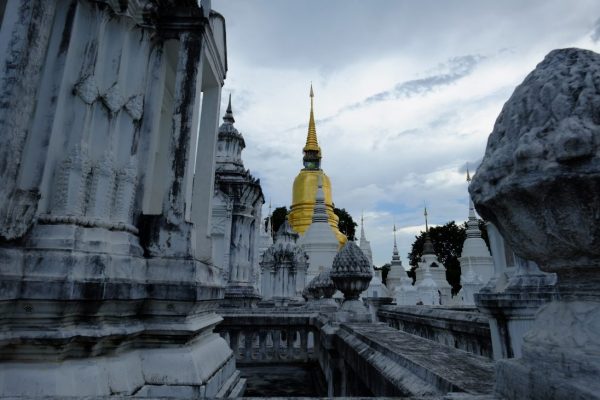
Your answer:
[288,86,347,246]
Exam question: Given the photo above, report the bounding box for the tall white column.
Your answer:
[192,83,221,262]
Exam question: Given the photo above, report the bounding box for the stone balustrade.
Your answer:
[217,308,495,397]
[216,311,316,364]
[377,305,493,358]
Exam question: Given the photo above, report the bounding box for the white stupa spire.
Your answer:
[299,175,339,283]
[312,176,328,223]
[358,212,373,266]
[465,166,481,239]
[458,164,494,304]
[392,222,400,261]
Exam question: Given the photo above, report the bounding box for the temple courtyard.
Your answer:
[0,0,599,399]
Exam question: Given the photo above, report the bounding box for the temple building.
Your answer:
[211,96,264,307]
[298,176,340,283]
[288,86,346,246]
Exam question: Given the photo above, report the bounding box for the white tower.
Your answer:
[359,213,373,266]
[415,207,452,304]
[361,214,389,298]
[458,168,493,305]
[386,223,417,305]
[299,176,339,284]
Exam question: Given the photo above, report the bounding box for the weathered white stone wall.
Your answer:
[0,1,243,397]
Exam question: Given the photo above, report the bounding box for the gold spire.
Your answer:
[303,84,321,154]
[466,164,471,183]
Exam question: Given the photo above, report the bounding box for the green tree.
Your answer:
[380,263,391,285]
[334,207,357,241]
[407,220,489,295]
[268,206,288,237]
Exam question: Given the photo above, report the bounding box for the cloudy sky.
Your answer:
[212,0,600,266]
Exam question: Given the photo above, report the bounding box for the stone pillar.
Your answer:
[192,84,221,262]
[470,48,600,400]
[144,32,204,258]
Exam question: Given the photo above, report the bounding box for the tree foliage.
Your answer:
[380,263,391,285]
[407,220,489,294]
[334,207,357,241]
[266,205,357,241]
[268,206,288,236]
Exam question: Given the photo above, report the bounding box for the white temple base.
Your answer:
[494,300,600,400]
[0,334,242,398]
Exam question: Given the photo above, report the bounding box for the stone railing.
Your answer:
[217,308,495,397]
[216,310,317,364]
[377,305,493,358]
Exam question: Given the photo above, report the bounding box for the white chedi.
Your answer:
[360,215,390,298]
[387,224,417,305]
[456,170,492,305]
[415,234,452,304]
[298,175,339,285]
[459,261,484,305]
[417,264,439,306]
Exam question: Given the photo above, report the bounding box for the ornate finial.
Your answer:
[303,84,321,158]
[360,211,366,240]
[422,205,436,256]
[466,164,471,183]
[223,93,234,123]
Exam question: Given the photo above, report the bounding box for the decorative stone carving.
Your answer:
[331,241,372,321]
[101,82,126,114]
[260,221,308,304]
[88,153,115,219]
[112,158,138,224]
[470,48,600,400]
[51,145,91,216]
[124,94,144,121]
[73,74,99,105]
[0,189,40,240]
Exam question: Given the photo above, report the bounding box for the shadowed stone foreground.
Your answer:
[239,363,326,397]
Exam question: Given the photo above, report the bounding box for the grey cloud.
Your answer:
[592,18,600,42]
[283,54,485,133]
[254,146,293,161]
[346,54,485,111]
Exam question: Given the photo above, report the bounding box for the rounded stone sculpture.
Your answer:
[304,269,338,311]
[331,241,372,320]
[469,48,600,400]
[470,48,600,290]
[313,269,337,299]
[304,275,324,300]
